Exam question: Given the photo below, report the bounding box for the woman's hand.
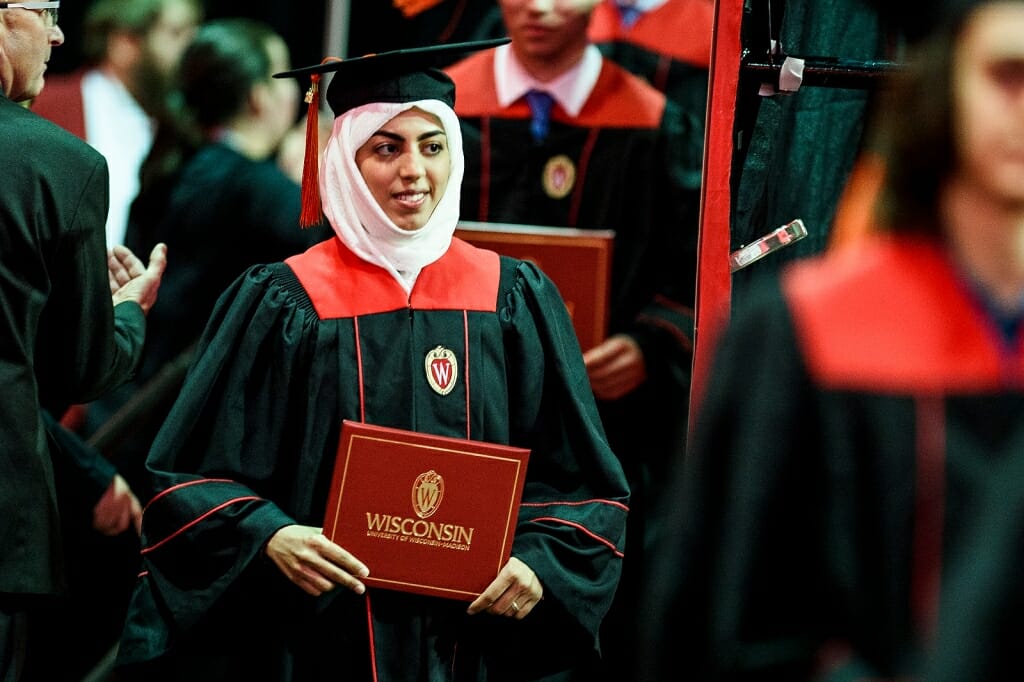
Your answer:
[264,525,370,597]
[466,556,543,620]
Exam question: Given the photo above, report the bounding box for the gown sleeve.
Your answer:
[118,263,332,663]
[499,259,631,650]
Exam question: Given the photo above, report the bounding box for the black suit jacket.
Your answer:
[0,93,145,602]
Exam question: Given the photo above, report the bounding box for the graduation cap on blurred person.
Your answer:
[274,38,509,227]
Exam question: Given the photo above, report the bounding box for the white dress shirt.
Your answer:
[82,69,155,247]
[493,43,603,117]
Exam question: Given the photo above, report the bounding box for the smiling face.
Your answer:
[0,7,65,101]
[355,108,451,231]
[951,2,1024,209]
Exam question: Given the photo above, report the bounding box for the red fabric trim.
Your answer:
[636,313,695,352]
[140,496,260,554]
[463,310,471,440]
[59,404,86,431]
[575,62,665,129]
[30,69,87,139]
[354,317,366,423]
[142,477,236,512]
[286,238,501,319]
[588,0,715,68]
[520,498,630,512]
[689,0,743,432]
[529,516,624,556]
[447,51,665,129]
[911,395,945,643]
[784,237,1024,392]
[366,593,379,682]
[446,51,501,117]
[653,293,696,317]
[568,128,600,226]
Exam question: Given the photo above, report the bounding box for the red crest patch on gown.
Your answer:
[425,345,458,395]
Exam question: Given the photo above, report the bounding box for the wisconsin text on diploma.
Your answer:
[365,512,475,549]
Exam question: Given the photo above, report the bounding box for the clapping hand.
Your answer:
[109,243,168,314]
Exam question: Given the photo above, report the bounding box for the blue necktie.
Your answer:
[617,2,642,28]
[525,89,555,144]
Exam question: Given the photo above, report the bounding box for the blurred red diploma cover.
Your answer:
[322,420,530,600]
[454,221,614,352]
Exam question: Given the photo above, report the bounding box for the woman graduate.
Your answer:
[114,40,629,681]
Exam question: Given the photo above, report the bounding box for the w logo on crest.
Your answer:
[425,345,458,396]
[412,470,444,518]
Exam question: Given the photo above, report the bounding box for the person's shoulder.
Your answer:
[598,57,666,109]
[495,252,561,300]
[781,236,923,308]
[576,57,666,129]
[2,96,102,170]
[444,48,495,85]
[445,49,501,117]
[238,261,315,314]
[590,0,714,67]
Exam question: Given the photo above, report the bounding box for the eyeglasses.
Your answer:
[0,2,60,27]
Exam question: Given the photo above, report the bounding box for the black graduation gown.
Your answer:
[91,142,330,493]
[924,432,1024,682]
[116,237,629,681]
[644,236,1024,680]
[447,47,701,680]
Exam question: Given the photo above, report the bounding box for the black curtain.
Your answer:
[727,0,898,299]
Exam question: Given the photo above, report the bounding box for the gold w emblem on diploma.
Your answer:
[412,470,444,519]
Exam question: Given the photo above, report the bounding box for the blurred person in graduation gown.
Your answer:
[348,0,505,56]
[114,39,629,681]
[922,4,1024,680]
[445,2,701,678]
[30,0,201,249]
[588,0,714,138]
[0,3,167,676]
[641,0,1024,679]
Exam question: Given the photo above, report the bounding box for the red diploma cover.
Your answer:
[455,220,614,351]
[322,420,531,600]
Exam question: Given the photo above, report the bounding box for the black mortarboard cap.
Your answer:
[274,38,508,227]
[274,38,509,117]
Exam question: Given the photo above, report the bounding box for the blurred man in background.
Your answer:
[31,0,201,247]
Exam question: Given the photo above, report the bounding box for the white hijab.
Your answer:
[320,99,464,293]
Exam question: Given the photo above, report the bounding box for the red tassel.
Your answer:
[299,73,324,228]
